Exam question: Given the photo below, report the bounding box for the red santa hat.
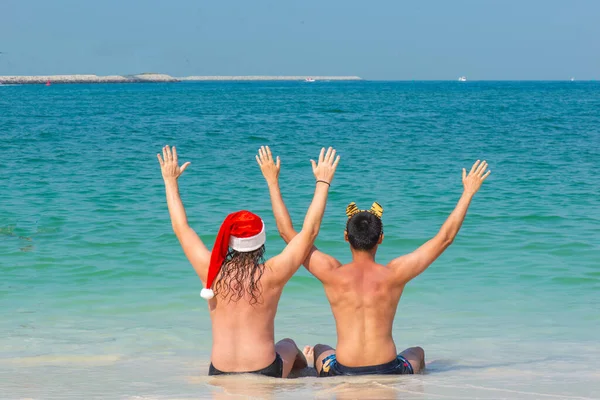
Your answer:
[200,210,266,300]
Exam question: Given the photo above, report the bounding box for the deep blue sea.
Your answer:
[1,81,599,399]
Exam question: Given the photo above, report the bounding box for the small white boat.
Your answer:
[304,77,316,82]
[458,76,467,82]
[570,77,575,82]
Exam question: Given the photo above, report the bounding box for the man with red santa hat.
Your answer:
[157,145,339,378]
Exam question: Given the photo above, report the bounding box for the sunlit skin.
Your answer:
[258,147,490,374]
[158,145,340,377]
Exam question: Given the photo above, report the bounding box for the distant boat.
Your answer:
[458,76,467,82]
[304,77,316,82]
[570,77,575,82]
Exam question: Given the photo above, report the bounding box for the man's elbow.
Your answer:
[279,231,292,244]
[437,231,455,249]
[279,225,300,244]
[442,234,455,248]
[444,237,454,248]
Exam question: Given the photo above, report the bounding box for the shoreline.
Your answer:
[0,74,362,85]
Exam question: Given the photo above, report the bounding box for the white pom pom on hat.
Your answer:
[200,288,214,300]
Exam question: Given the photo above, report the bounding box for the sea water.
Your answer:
[1,81,599,399]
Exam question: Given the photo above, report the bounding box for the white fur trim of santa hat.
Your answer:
[229,223,266,252]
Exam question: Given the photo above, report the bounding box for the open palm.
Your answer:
[157,145,190,180]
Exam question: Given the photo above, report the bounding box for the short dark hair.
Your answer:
[346,212,383,251]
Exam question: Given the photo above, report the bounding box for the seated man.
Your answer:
[257,147,490,376]
[157,145,340,377]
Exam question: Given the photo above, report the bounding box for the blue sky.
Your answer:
[1,0,599,79]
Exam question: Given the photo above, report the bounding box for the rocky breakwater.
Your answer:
[179,75,362,81]
[0,73,179,84]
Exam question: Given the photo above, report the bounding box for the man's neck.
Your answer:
[350,248,377,263]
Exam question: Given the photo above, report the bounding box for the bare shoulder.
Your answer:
[318,261,349,282]
[386,253,413,269]
[263,256,279,274]
[386,252,422,285]
[260,255,291,287]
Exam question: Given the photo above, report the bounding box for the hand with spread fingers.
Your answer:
[157,145,191,181]
[462,160,491,195]
[311,147,341,185]
[256,146,280,186]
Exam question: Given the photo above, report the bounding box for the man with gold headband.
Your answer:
[257,146,490,376]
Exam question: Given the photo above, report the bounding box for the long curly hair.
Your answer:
[213,245,266,305]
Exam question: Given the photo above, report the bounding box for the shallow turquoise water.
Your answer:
[1,81,599,399]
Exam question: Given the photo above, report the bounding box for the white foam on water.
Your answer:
[3,351,598,400]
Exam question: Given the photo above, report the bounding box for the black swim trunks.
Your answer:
[318,354,414,377]
[208,353,283,378]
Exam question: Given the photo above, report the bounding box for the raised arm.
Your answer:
[257,146,342,281]
[389,160,491,284]
[255,147,295,242]
[263,147,340,283]
[157,145,211,282]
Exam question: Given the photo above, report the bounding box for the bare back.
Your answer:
[322,260,405,367]
[208,260,285,372]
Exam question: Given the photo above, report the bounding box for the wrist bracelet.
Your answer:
[316,180,331,187]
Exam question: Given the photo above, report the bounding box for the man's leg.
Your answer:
[399,346,425,373]
[312,343,335,375]
[275,338,307,378]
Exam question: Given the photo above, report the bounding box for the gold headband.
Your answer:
[345,202,383,219]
